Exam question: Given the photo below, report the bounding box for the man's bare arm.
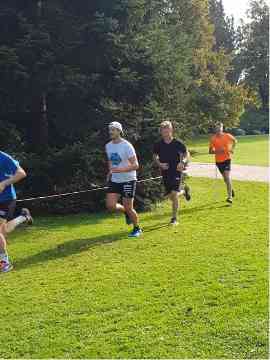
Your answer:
[0,167,26,193]
[153,154,169,171]
[111,156,139,173]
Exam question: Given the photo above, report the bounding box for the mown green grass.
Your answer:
[187,135,269,166]
[0,178,268,359]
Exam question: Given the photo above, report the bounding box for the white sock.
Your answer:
[13,215,27,227]
[5,215,28,234]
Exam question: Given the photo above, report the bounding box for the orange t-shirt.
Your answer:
[209,133,236,163]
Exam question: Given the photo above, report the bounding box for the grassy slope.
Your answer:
[0,178,268,359]
[187,135,269,166]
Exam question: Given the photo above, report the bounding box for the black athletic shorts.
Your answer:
[0,200,16,221]
[216,159,231,174]
[107,180,137,199]
[163,173,183,196]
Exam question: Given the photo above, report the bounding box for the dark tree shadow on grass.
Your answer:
[15,230,129,271]
[181,203,230,215]
[143,223,170,233]
[35,212,110,231]
[14,202,230,271]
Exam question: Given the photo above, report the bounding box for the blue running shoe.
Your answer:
[128,227,143,238]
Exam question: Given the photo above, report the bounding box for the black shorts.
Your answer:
[0,200,16,221]
[216,159,231,174]
[163,174,183,196]
[107,181,137,199]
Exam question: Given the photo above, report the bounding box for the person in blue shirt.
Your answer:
[0,151,33,273]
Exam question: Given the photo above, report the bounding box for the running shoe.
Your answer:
[170,217,179,226]
[21,208,34,225]
[0,260,13,273]
[128,227,143,238]
[226,198,233,204]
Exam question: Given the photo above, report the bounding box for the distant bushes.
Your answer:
[240,108,269,134]
[14,141,106,215]
[227,128,246,136]
[246,129,262,135]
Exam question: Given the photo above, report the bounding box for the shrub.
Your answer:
[246,129,262,135]
[228,128,246,136]
[240,108,269,133]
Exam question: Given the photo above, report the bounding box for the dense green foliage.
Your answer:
[209,0,269,131]
[0,0,266,213]
[237,0,269,111]
[240,108,269,133]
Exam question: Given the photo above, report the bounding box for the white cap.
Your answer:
[108,121,123,132]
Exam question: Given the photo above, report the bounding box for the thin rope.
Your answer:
[16,176,163,203]
[16,162,216,203]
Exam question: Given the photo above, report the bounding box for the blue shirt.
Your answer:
[0,151,19,202]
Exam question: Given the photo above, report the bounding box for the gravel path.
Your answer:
[189,163,269,183]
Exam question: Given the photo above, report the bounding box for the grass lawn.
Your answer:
[0,178,268,359]
[187,135,269,166]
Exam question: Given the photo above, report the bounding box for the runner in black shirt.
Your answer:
[153,121,191,226]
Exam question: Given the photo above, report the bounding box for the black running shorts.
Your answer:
[163,174,183,196]
[216,159,231,174]
[0,200,16,221]
[107,181,137,199]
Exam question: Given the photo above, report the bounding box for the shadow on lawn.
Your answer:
[181,202,230,215]
[35,212,109,231]
[15,230,129,271]
[15,202,229,271]
[145,201,229,221]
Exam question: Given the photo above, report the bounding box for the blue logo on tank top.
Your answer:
[110,153,122,166]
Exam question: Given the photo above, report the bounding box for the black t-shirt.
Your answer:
[153,139,187,176]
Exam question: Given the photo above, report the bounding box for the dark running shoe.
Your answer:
[226,198,233,204]
[170,217,179,226]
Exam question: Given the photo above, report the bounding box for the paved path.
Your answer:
[189,163,269,183]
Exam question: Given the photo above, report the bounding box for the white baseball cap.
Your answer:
[108,121,123,132]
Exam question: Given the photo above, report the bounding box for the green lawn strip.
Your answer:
[0,178,268,358]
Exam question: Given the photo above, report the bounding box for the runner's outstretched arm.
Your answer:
[0,167,26,193]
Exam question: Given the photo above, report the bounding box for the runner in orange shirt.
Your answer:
[209,122,237,204]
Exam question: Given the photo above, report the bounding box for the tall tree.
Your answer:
[208,0,236,53]
[237,0,269,111]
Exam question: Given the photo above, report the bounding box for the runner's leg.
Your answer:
[0,220,8,263]
[223,170,233,199]
[122,197,138,227]
[169,191,179,219]
[106,193,125,213]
